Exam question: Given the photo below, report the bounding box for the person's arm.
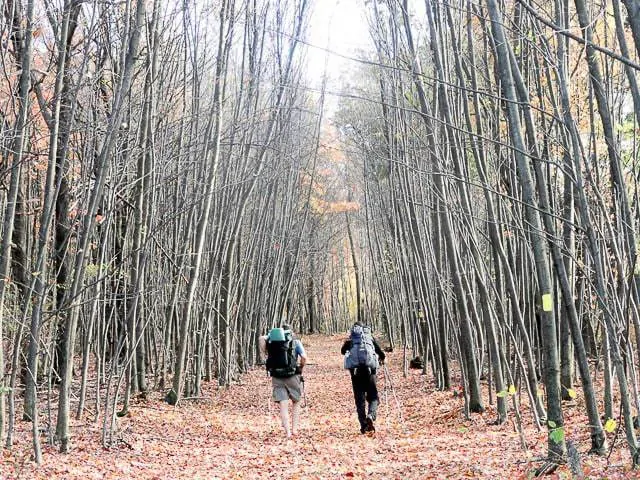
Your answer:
[295,340,307,369]
[340,340,352,355]
[373,339,386,363]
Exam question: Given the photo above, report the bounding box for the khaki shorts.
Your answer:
[272,375,302,402]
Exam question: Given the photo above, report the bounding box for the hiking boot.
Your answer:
[365,416,375,433]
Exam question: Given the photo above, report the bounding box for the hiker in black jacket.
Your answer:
[341,322,386,434]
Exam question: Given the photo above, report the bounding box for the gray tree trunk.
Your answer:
[56,0,146,452]
[486,0,566,461]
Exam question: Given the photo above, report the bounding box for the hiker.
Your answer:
[259,324,307,437]
[341,321,386,434]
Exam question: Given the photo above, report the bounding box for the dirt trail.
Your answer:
[4,335,633,479]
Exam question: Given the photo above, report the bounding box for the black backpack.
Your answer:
[265,328,297,378]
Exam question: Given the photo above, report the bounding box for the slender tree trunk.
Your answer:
[396,0,484,412]
[345,211,363,325]
[571,0,640,462]
[56,0,146,452]
[167,0,231,404]
[485,0,566,461]
[621,0,640,59]
[4,0,38,461]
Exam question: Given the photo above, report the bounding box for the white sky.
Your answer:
[305,0,372,90]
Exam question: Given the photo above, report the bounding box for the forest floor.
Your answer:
[3,334,640,479]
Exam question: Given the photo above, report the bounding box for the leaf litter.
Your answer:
[2,334,640,479]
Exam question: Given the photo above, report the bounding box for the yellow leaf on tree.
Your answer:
[567,388,577,399]
[508,385,517,395]
[542,293,553,312]
[604,418,617,433]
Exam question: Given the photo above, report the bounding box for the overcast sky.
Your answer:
[306,0,372,85]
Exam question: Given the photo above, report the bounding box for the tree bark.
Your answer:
[485,0,566,461]
[56,0,147,452]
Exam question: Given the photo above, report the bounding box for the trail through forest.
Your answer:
[3,0,640,477]
[2,335,638,479]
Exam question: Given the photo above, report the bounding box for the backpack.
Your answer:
[265,328,297,378]
[344,325,379,371]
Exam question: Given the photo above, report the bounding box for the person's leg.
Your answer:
[291,400,301,435]
[272,378,291,437]
[361,373,379,432]
[284,375,303,435]
[366,373,380,421]
[279,400,291,437]
[351,373,367,433]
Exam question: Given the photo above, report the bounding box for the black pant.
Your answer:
[350,369,379,431]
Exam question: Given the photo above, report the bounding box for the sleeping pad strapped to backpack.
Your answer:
[266,327,297,378]
[344,325,379,371]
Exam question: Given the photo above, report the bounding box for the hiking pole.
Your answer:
[382,364,390,429]
[300,375,307,407]
[384,364,401,418]
[267,372,272,416]
[383,364,405,428]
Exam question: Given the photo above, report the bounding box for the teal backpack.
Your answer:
[265,328,297,378]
